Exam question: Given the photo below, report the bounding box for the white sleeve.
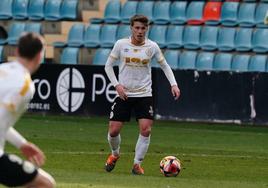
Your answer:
[105,56,119,87]
[6,127,27,149]
[153,43,177,86]
[104,41,121,87]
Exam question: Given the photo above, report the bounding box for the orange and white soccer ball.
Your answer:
[160,156,181,177]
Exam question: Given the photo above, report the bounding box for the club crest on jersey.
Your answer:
[145,48,153,57]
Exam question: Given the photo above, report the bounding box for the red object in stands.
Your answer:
[203,2,222,24]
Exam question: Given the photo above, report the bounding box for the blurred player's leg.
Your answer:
[25,168,55,188]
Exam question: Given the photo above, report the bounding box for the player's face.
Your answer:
[131,21,148,45]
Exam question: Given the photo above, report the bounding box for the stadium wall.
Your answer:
[29,64,268,125]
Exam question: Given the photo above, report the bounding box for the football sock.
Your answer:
[134,134,150,165]
[108,133,121,156]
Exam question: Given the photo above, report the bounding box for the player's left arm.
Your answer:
[154,44,180,100]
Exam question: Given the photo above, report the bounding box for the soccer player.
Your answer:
[104,15,180,175]
[0,33,55,187]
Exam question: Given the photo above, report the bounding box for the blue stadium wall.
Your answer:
[29,64,268,125]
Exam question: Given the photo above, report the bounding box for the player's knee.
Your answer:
[109,122,122,136]
[140,127,151,137]
[35,169,56,188]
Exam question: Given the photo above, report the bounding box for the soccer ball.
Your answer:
[160,156,181,177]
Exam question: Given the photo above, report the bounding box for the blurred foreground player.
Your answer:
[0,33,55,187]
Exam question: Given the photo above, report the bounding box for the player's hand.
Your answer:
[171,85,180,100]
[115,84,128,100]
[20,142,45,167]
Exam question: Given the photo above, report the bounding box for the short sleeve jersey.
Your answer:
[110,37,164,97]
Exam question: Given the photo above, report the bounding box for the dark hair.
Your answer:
[18,33,44,60]
[130,15,149,26]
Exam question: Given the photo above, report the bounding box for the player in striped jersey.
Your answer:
[0,33,55,187]
[105,15,180,175]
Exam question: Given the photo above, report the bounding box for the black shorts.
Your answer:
[109,97,154,122]
[0,153,38,187]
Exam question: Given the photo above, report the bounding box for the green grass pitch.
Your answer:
[2,115,268,188]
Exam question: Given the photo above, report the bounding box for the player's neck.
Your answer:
[17,57,33,74]
[131,36,145,46]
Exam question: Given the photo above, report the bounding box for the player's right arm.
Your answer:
[104,40,127,100]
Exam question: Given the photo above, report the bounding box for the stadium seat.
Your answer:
[12,0,29,20]
[148,25,167,49]
[238,3,256,27]
[203,2,222,25]
[252,29,268,53]
[153,1,170,25]
[178,51,197,70]
[0,0,13,20]
[100,24,118,48]
[25,23,42,34]
[221,2,239,26]
[92,48,111,65]
[54,24,84,47]
[166,25,184,49]
[121,1,137,24]
[164,50,180,69]
[0,46,3,63]
[248,55,267,72]
[186,1,205,25]
[84,24,101,48]
[44,0,62,21]
[217,27,236,52]
[235,28,253,52]
[255,3,268,28]
[117,24,131,40]
[137,1,154,22]
[231,54,250,72]
[196,52,215,71]
[28,0,45,20]
[7,22,26,45]
[213,53,232,71]
[60,0,78,20]
[183,26,201,50]
[200,26,219,51]
[104,0,121,24]
[170,1,187,25]
[60,47,79,64]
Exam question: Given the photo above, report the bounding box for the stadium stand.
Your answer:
[136,1,154,23]
[0,0,13,20]
[217,27,236,52]
[235,27,252,52]
[60,47,79,64]
[231,54,250,72]
[84,24,101,48]
[252,29,268,53]
[164,50,180,70]
[203,2,222,25]
[255,3,268,28]
[100,24,118,48]
[183,26,201,50]
[196,52,215,71]
[60,0,79,21]
[0,45,3,63]
[7,22,26,45]
[200,26,219,51]
[121,1,138,24]
[178,51,197,70]
[92,48,111,65]
[237,2,256,27]
[170,1,187,25]
[221,1,239,26]
[12,0,29,20]
[186,1,205,25]
[116,24,131,40]
[153,1,170,25]
[213,53,232,71]
[25,23,42,34]
[248,55,267,72]
[148,25,167,49]
[28,0,45,20]
[166,25,184,49]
